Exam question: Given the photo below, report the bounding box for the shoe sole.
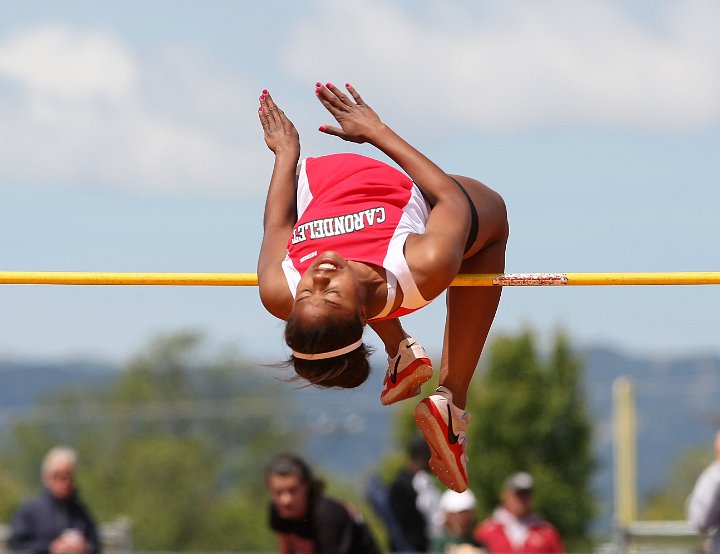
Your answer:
[414,398,468,492]
[380,361,433,406]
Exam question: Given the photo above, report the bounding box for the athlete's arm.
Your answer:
[315,83,469,299]
[257,91,299,320]
[368,318,408,357]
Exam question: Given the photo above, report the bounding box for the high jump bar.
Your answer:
[1,271,719,287]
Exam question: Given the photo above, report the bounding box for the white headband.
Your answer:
[291,338,364,360]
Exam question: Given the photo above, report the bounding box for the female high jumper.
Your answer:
[257,82,508,492]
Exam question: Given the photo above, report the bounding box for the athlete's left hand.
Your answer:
[315,82,386,144]
[259,91,300,158]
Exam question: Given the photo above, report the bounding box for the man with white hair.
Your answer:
[9,446,101,554]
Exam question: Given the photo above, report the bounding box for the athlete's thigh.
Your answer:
[447,174,508,256]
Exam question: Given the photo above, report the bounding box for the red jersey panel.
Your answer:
[287,153,414,273]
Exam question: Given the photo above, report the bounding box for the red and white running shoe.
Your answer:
[380,338,433,406]
[414,386,470,492]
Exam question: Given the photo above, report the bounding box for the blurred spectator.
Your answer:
[265,453,381,554]
[9,446,101,554]
[365,472,412,552]
[686,430,720,554]
[473,472,564,553]
[389,435,442,552]
[430,489,486,553]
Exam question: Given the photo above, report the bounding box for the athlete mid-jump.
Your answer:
[257,82,508,492]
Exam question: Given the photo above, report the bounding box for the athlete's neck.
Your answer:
[348,261,394,319]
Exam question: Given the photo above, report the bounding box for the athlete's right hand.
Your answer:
[315,82,386,144]
[259,91,300,158]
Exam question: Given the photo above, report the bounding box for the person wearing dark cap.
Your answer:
[388,436,442,552]
[473,472,564,553]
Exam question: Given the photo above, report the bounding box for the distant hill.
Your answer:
[2,346,719,536]
[0,359,118,413]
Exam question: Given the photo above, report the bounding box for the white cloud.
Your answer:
[0,25,136,101]
[281,0,720,132]
[2,3,718,195]
[0,25,264,194]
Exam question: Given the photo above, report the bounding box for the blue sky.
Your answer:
[1,0,718,365]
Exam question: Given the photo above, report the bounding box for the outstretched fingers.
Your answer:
[315,82,345,114]
[317,123,344,137]
[258,89,299,155]
[259,91,285,127]
[344,82,365,106]
[325,82,355,106]
[258,90,270,130]
[316,81,364,111]
[314,81,380,143]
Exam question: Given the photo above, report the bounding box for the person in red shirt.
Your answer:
[473,472,565,553]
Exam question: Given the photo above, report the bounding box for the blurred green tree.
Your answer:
[383,328,595,550]
[641,445,714,521]
[0,331,297,552]
[466,329,595,550]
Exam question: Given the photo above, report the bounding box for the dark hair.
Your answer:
[265,453,324,497]
[284,309,373,389]
[408,435,431,461]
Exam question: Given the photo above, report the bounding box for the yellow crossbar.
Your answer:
[1,271,719,287]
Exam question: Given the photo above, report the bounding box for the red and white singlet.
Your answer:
[281,153,431,320]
